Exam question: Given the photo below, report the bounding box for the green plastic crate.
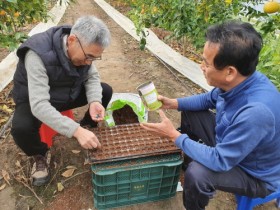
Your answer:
[91,153,183,209]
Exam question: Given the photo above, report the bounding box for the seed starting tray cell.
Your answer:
[88,123,181,163]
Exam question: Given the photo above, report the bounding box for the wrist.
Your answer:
[89,101,101,106]
[170,130,181,142]
[171,99,179,109]
[73,126,82,138]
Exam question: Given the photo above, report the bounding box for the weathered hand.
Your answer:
[89,102,105,122]
[158,95,178,110]
[73,126,101,149]
[140,109,181,142]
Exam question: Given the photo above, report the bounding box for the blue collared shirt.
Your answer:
[176,71,280,191]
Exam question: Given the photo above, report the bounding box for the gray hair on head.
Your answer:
[71,16,111,48]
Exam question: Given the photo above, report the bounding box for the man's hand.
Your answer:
[140,109,181,142]
[73,126,101,149]
[158,95,178,110]
[89,102,105,122]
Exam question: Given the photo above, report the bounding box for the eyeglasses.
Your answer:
[201,59,212,68]
[200,56,215,69]
[76,36,102,61]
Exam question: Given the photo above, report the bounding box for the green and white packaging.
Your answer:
[104,93,148,127]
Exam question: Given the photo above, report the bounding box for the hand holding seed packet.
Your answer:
[137,81,162,111]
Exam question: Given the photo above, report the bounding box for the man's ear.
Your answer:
[67,34,77,45]
[225,66,238,82]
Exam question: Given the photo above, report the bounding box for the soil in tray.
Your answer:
[88,124,181,163]
[88,103,180,164]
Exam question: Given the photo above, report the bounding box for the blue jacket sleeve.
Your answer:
[175,103,275,171]
[177,88,219,111]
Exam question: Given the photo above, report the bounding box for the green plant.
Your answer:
[0,0,75,51]
[258,33,280,90]
[127,0,280,48]
[0,0,50,50]
[124,0,279,90]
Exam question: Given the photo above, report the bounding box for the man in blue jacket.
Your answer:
[11,16,112,186]
[141,21,280,210]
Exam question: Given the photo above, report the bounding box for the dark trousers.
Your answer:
[180,110,272,210]
[11,82,113,157]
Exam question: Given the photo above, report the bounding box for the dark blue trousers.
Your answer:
[180,110,272,210]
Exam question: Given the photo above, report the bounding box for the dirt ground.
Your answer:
[0,0,279,210]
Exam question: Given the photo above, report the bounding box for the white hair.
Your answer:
[71,16,111,48]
